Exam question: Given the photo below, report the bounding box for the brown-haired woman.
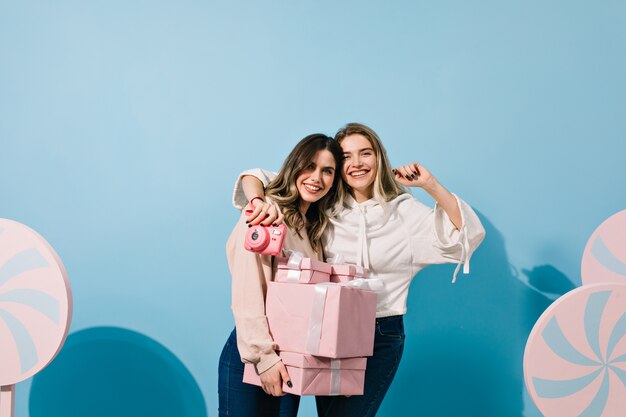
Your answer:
[218,133,343,417]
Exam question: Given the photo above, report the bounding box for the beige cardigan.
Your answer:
[226,211,322,374]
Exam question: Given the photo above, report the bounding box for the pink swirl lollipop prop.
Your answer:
[0,219,72,417]
[524,283,626,417]
[582,210,626,286]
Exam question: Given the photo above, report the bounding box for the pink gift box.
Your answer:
[276,257,332,284]
[266,282,376,358]
[243,352,367,396]
[329,264,369,283]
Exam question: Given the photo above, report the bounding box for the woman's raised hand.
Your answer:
[245,197,284,226]
[259,360,292,396]
[392,162,437,190]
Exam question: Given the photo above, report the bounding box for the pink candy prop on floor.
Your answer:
[0,219,72,417]
[581,210,626,286]
[524,283,626,417]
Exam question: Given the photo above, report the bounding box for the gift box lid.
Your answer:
[277,257,332,274]
[329,264,369,278]
[279,351,367,370]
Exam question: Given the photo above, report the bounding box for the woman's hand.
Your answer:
[245,198,284,226]
[259,360,292,396]
[392,162,438,190]
[393,162,462,229]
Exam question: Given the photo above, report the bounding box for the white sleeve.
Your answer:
[433,194,486,282]
[232,168,278,209]
[403,194,485,282]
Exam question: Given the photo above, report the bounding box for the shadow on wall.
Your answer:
[29,326,207,417]
[380,211,575,417]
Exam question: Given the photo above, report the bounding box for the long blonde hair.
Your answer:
[333,123,406,211]
[266,134,344,252]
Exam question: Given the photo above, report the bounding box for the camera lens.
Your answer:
[251,231,259,241]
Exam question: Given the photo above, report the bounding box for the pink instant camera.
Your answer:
[244,224,286,256]
[243,200,286,256]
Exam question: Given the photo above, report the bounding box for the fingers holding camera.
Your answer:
[274,208,285,227]
[244,199,263,224]
[260,201,283,227]
[245,200,272,226]
[245,199,283,227]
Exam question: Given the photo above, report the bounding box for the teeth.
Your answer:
[351,171,368,177]
[305,184,321,192]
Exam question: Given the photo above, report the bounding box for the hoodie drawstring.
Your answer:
[356,205,370,270]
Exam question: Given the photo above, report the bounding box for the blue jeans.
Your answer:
[218,329,300,417]
[315,315,405,417]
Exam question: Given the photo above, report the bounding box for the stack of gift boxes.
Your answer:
[243,253,377,396]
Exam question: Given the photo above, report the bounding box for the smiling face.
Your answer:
[340,133,378,202]
[296,149,337,214]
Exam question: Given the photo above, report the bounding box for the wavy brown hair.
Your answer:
[265,134,344,252]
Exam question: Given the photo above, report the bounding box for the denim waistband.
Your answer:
[375,315,403,324]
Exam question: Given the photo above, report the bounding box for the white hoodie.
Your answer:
[233,169,486,318]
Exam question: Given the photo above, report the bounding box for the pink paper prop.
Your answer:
[582,210,626,285]
[0,219,72,417]
[266,282,376,358]
[243,351,367,395]
[524,283,626,417]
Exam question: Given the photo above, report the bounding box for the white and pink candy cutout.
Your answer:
[0,219,72,417]
[524,284,626,417]
[524,210,626,417]
[581,210,626,286]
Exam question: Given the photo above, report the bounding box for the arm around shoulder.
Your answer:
[232,168,278,209]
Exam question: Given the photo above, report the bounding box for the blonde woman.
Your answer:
[232,123,486,417]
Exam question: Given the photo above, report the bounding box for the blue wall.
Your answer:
[1,1,625,416]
